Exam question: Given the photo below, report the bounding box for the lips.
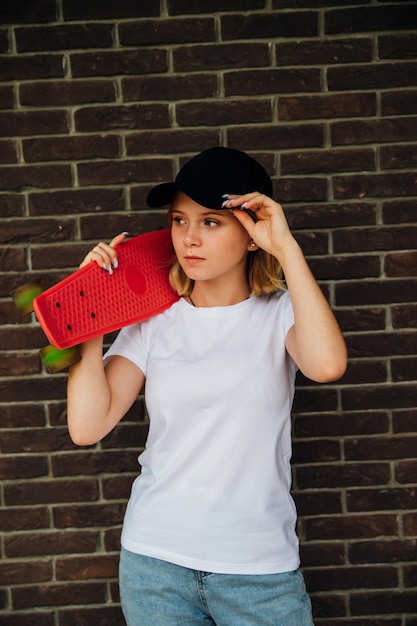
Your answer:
[184,255,205,264]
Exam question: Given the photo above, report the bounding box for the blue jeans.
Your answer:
[119,548,313,626]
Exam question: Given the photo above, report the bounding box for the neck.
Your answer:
[188,283,251,308]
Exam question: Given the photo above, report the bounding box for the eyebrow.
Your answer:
[171,209,226,218]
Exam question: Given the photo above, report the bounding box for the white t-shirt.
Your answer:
[105,291,299,575]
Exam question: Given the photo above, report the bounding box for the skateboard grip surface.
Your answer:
[33,229,179,349]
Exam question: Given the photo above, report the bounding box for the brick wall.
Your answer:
[1,1,416,624]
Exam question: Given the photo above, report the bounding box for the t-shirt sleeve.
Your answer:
[103,322,149,375]
[278,290,295,337]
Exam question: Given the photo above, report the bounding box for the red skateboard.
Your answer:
[13,229,179,372]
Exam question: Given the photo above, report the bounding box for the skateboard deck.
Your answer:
[33,229,179,350]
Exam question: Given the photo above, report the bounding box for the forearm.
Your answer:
[275,237,347,382]
[67,336,112,445]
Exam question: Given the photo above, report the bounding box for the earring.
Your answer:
[249,242,256,249]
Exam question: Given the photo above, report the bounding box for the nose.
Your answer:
[183,223,201,248]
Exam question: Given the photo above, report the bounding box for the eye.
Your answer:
[172,216,186,225]
[204,219,219,227]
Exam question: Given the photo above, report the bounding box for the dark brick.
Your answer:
[74,104,169,132]
[23,135,120,163]
[0,612,55,625]
[62,0,160,20]
[305,565,398,592]
[29,188,125,219]
[382,89,417,116]
[77,158,171,187]
[0,55,64,82]
[0,194,24,217]
[293,491,342,517]
[347,489,417,513]
[331,116,417,146]
[0,560,51,585]
[0,454,48,480]
[328,62,417,91]
[350,590,417,615]
[334,226,417,253]
[177,99,272,127]
[380,144,417,170]
[304,514,398,542]
[333,173,417,200]
[297,462,390,489]
[79,212,168,241]
[379,34,417,60]
[294,411,390,438]
[299,542,345,569]
[56,554,118,580]
[286,202,377,230]
[59,606,125,626]
[174,43,269,72]
[71,49,167,78]
[4,480,98,507]
[51,449,140,476]
[0,506,49,532]
[122,74,218,102]
[53,503,125,528]
[396,460,417,484]
[392,354,417,381]
[393,409,417,434]
[279,93,375,121]
[0,218,74,245]
[392,304,417,329]
[275,37,372,66]
[341,383,417,411]
[225,68,320,96]
[0,0,56,25]
[0,111,68,138]
[0,404,45,429]
[293,439,341,464]
[0,140,18,164]
[0,85,13,109]
[345,436,417,461]
[385,251,417,277]
[0,164,72,190]
[168,0,264,15]
[120,17,215,46]
[20,80,116,107]
[0,427,73,454]
[0,351,40,376]
[221,12,317,40]
[229,124,324,155]
[335,307,386,333]
[0,29,8,53]
[15,24,113,53]
[12,581,106,609]
[326,5,417,35]
[125,129,220,156]
[281,148,375,175]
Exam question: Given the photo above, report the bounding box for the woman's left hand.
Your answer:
[222,192,293,259]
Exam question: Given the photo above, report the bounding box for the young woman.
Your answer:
[67,147,347,626]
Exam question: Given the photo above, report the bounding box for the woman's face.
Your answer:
[170,191,252,287]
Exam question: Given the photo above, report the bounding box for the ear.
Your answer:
[247,241,259,251]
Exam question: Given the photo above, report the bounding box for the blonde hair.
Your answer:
[167,208,285,296]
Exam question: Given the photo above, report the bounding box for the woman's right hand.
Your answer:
[79,232,128,273]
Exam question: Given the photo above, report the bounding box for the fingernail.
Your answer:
[103,264,107,272]
[239,203,247,209]
[113,258,118,269]
[109,265,113,276]
[221,193,230,198]
[121,231,129,236]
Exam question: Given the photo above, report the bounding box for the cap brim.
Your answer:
[147,182,178,208]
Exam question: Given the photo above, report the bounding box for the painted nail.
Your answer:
[103,264,107,272]
[109,265,113,276]
[221,193,230,198]
[113,258,118,270]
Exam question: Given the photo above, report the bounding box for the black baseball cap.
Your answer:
[146,146,272,210]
